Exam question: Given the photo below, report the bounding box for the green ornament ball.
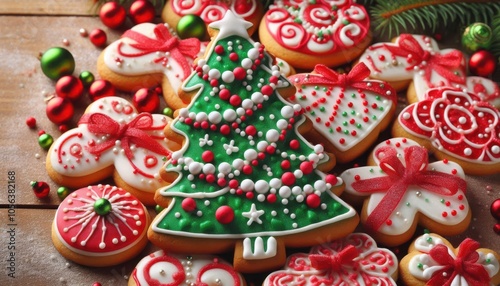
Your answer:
[57,186,71,199]
[79,71,95,87]
[177,15,207,39]
[162,107,173,118]
[94,198,112,216]
[462,22,492,53]
[40,47,75,80]
[38,133,54,150]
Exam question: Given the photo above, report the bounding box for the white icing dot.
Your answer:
[256,141,268,151]
[223,109,237,122]
[208,69,220,79]
[296,195,304,203]
[266,129,280,142]
[402,112,411,120]
[281,106,294,118]
[257,194,265,202]
[463,148,472,156]
[277,119,288,130]
[241,58,253,69]
[458,116,467,124]
[314,180,327,192]
[195,112,208,122]
[136,221,142,226]
[294,170,303,179]
[492,146,500,154]
[244,149,258,161]
[270,178,282,189]
[218,162,232,175]
[241,179,254,192]
[121,236,127,242]
[292,223,298,228]
[188,162,203,175]
[248,48,259,60]
[99,242,106,249]
[133,230,139,235]
[112,238,118,244]
[255,180,270,194]
[282,199,289,205]
[279,186,292,198]
[222,71,234,83]
[203,163,215,174]
[232,159,244,170]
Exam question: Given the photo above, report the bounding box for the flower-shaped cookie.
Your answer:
[263,233,398,286]
[98,23,203,110]
[46,96,175,205]
[393,87,500,175]
[341,137,470,246]
[358,34,466,103]
[130,250,246,286]
[400,233,500,286]
[287,63,397,163]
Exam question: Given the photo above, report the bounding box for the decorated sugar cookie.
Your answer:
[358,34,466,103]
[393,87,500,175]
[46,96,176,205]
[259,0,372,69]
[148,11,358,273]
[161,0,264,40]
[263,232,398,286]
[97,23,203,110]
[129,250,246,286]
[400,233,500,286]
[288,63,397,163]
[340,137,470,246]
[52,184,150,267]
[466,76,500,108]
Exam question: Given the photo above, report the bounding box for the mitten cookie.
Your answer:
[340,137,470,246]
[148,11,358,274]
[97,23,203,110]
[392,87,500,175]
[161,0,264,40]
[129,250,246,286]
[263,232,398,286]
[46,96,176,205]
[52,185,150,267]
[287,63,397,163]
[259,0,371,69]
[400,233,500,286]
[358,34,466,103]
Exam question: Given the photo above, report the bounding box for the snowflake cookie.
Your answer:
[263,232,398,286]
[340,137,470,246]
[400,233,500,286]
[46,96,176,206]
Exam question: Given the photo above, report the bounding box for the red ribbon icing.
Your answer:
[289,63,396,101]
[351,145,466,231]
[309,245,359,272]
[427,238,490,286]
[385,34,465,85]
[118,24,200,80]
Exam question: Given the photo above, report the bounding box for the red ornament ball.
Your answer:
[132,88,160,113]
[494,223,500,235]
[129,0,156,25]
[89,29,107,47]
[181,198,197,212]
[491,199,500,220]
[306,194,321,208]
[99,2,127,29]
[469,50,497,77]
[202,150,214,162]
[26,117,37,128]
[46,97,74,125]
[300,161,314,174]
[55,75,84,101]
[281,172,296,186]
[89,80,115,101]
[215,206,234,224]
[325,174,338,186]
[31,181,50,199]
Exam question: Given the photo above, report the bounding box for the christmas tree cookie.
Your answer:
[148,11,359,273]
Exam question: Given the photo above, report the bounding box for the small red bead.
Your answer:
[267,194,276,203]
[300,161,314,174]
[386,219,392,226]
[181,198,197,212]
[442,211,448,217]
[281,160,290,169]
[89,29,107,47]
[325,174,338,185]
[494,223,500,234]
[202,150,214,162]
[229,179,239,189]
[281,172,295,186]
[217,178,227,187]
[219,89,230,100]
[214,45,224,54]
[229,95,242,106]
[229,52,239,61]
[306,194,321,208]
[26,117,37,128]
[220,125,230,135]
[215,206,234,224]
[233,67,246,80]
[31,181,50,199]
[205,174,215,183]
[289,139,300,149]
[242,165,253,174]
[491,199,500,220]
[261,85,273,96]
[246,192,254,199]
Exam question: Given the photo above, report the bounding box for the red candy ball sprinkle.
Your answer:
[215,206,234,224]
[306,194,321,208]
[181,198,197,212]
[491,199,500,220]
[46,97,74,125]
[99,2,126,29]
[55,75,84,100]
[89,80,116,101]
[89,29,107,47]
[26,117,37,128]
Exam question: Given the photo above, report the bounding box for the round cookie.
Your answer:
[52,184,150,267]
[129,250,246,286]
[259,0,372,69]
[161,0,264,40]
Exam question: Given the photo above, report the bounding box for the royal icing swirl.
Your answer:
[54,184,148,256]
[48,96,172,193]
[263,0,369,55]
[170,0,259,22]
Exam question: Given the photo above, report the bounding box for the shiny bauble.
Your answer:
[176,14,206,39]
[46,97,74,124]
[129,0,156,24]
[99,2,127,29]
[469,50,497,77]
[40,47,75,80]
[89,28,107,47]
[89,79,116,101]
[55,75,84,101]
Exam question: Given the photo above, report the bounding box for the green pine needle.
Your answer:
[491,14,500,59]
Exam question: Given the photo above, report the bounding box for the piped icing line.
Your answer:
[170,0,259,23]
[263,233,398,286]
[54,185,148,256]
[341,137,469,236]
[263,0,370,55]
[132,250,244,286]
[49,97,172,192]
[398,88,500,164]
[407,233,500,285]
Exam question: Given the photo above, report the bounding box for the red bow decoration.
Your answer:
[79,113,170,176]
[385,34,465,85]
[309,245,359,272]
[289,63,396,101]
[351,146,466,231]
[118,24,201,80]
[427,238,490,286]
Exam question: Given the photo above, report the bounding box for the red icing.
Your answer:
[170,0,259,23]
[142,255,185,286]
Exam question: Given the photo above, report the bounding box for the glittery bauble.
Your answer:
[462,22,492,53]
[89,79,116,101]
[99,2,126,29]
[55,75,84,101]
[132,88,160,113]
[469,50,497,77]
[57,186,71,199]
[40,47,75,80]
[46,97,74,124]
[162,107,173,117]
[31,181,50,199]
[38,133,54,150]
[491,199,500,220]
[89,28,107,47]
[79,71,95,86]
[176,14,206,39]
[94,198,112,216]
[129,0,156,25]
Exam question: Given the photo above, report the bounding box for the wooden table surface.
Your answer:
[0,1,499,285]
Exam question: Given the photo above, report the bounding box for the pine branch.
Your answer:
[370,0,500,39]
[491,14,500,59]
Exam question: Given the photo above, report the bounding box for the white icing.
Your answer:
[242,236,277,260]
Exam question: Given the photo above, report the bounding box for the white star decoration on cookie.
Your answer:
[209,10,253,40]
[242,203,265,225]
[223,140,239,155]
